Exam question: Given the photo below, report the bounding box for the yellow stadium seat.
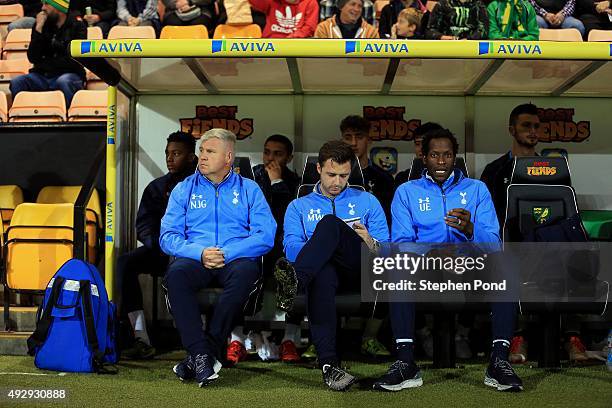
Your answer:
[0,4,24,24]
[588,29,612,42]
[2,28,31,60]
[9,90,66,122]
[68,90,108,121]
[108,25,157,39]
[36,186,102,264]
[539,28,583,42]
[85,68,107,90]
[0,91,7,122]
[213,24,262,39]
[0,59,31,94]
[87,26,104,40]
[0,184,23,229]
[160,25,209,39]
[5,203,78,291]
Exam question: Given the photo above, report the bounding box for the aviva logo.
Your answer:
[478,41,542,56]
[345,41,409,54]
[81,41,143,54]
[212,40,275,53]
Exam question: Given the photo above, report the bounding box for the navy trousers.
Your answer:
[164,257,260,359]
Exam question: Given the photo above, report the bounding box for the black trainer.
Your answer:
[173,355,195,381]
[484,357,524,392]
[274,257,298,312]
[194,354,222,387]
[373,360,423,392]
[322,364,357,391]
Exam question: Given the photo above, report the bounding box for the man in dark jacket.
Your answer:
[117,131,196,359]
[9,0,86,107]
[70,0,116,37]
[379,0,427,38]
[426,0,488,39]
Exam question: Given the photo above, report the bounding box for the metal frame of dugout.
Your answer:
[71,38,612,369]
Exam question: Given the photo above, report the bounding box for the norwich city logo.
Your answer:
[532,207,551,224]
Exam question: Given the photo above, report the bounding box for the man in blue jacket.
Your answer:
[117,131,195,360]
[275,140,390,391]
[160,128,276,387]
[373,128,523,392]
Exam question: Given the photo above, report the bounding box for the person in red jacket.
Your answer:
[249,0,319,38]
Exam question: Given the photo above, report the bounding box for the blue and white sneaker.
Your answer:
[173,355,195,381]
[194,354,222,387]
[484,357,524,392]
[373,360,423,392]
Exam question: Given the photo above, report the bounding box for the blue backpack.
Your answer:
[27,259,119,373]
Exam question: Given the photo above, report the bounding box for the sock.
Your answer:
[128,310,150,346]
[362,318,383,340]
[230,326,246,344]
[491,339,511,361]
[395,339,414,363]
[282,323,300,344]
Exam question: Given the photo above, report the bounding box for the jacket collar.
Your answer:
[423,168,464,190]
[197,167,235,187]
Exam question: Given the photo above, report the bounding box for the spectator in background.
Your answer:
[575,0,612,35]
[70,0,116,37]
[426,0,489,40]
[118,131,196,360]
[488,0,540,39]
[4,0,41,31]
[315,0,378,38]
[529,0,585,36]
[394,122,444,188]
[248,0,319,38]
[9,0,86,106]
[161,0,215,31]
[379,0,427,38]
[320,0,375,25]
[390,7,424,38]
[114,0,161,34]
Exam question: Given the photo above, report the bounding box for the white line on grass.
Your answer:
[0,372,67,376]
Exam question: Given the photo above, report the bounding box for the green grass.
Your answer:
[0,353,611,408]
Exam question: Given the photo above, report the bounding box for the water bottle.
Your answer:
[607,329,612,372]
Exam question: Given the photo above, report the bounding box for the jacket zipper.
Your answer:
[439,184,450,242]
[215,188,219,246]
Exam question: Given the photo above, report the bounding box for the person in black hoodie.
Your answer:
[379,0,428,38]
[70,0,116,37]
[9,0,86,107]
[118,131,196,359]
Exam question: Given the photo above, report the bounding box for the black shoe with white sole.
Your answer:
[484,357,524,392]
[173,355,195,381]
[322,364,357,391]
[194,354,222,387]
[373,360,423,392]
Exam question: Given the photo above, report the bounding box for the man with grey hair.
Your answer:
[160,128,276,387]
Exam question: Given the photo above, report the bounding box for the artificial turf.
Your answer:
[0,353,611,408]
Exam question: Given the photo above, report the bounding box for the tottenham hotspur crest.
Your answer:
[232,190,239,205]
[460,192,467,205]
[348,203,355,216]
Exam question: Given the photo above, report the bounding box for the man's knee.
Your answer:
[164,258,200,288]
[313,214,342,234]
[55,74,83,91]
[9,74,31,94]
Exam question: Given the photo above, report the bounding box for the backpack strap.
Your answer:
[79,280,117,375]
[27,276,65,356]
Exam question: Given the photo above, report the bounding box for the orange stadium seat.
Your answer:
[5,203,76,291]
[213,24,262,39]
[68,90,107,121]
[0,4,24,38]
[588,29,612,42]
[36,186,102,264]
[87,26,104,40]
[9,90,66,122]
[2,28,31,60]
[0,184,24,229]
[108,25,157,39]
[86,69,107,90]
[0,58,31,94]
[160,25,209,39]
[539,28,583,41]
[0,91,7,122]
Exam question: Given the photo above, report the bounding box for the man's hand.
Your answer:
[176,0,191,11]
[35,11,48,33]
[440,35,457,40]
[445,208,474,238]
[553,11,565,25]
[595,1,610,13]
[353,222,377,252]
[201,247,225,269]
[127,16,141,26]
[83,14,101,24]
[545,12,558,26]
[265,160,283,182]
